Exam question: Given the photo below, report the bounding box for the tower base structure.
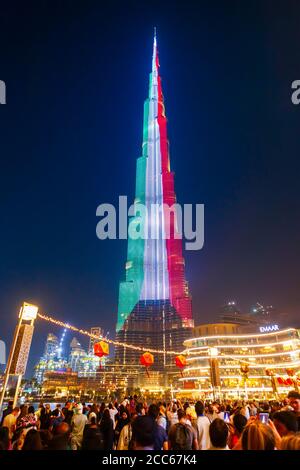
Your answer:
[115,300,193,386]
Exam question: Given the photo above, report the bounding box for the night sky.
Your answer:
[1,1,300,375]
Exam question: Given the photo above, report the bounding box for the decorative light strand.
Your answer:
[37,313,182,356]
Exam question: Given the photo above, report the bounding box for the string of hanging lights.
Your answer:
[37,312,184,355]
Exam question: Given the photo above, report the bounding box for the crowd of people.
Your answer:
[0,390,299,451]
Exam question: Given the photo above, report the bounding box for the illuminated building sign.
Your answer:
[259,324,279,333]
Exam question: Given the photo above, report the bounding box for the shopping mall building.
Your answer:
[176,323,300,399]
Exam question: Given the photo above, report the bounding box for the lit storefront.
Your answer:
[177,325,300,399]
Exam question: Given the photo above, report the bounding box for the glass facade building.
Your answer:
[179,326,300,399]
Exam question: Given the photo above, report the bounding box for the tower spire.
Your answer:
[152,27,159,73]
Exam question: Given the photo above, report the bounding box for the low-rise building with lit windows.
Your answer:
[177,324,300,399]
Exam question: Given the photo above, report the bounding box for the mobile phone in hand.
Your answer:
[259,413,269,424]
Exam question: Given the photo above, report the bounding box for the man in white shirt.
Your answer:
[195,401,211,450]
[3,407,20,441]
[70,403,87,450]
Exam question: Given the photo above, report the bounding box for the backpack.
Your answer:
[172,423,193,450]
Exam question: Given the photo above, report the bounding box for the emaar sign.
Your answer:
[259,324,279,333]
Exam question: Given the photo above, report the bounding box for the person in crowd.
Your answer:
[287,390,300,431]
[129,396,136,415]
[185,406,198,433]
[167,403,179,427]
[241,401,251,420]
[16,405,28,427]
[62,401,74,426]
[208,418,229,450]
[35,403,44,425]
[99,408,114,450]
[228,413,247,449]
[280,432,300,450]
[38,429,52,449]
[195,401,211,450]
[40,404,52,430]
[98,402,106,422]
[12,428,26,450]
[54,404,64,417]
[168,409,198,450]
[117,412,137,450]
[22,429,43,451]
[70,404,88,450]
[49,408,64,432]
[17,405,38,433]
[272,411,298,437]
[88,404,99,421]
[3,407,20,442]
[81,402,89,416]
[82,416,103,450]
[108,403,118,430]
[0,426,10,450]
[281,397,293,411]
[115,410,130,446]
[157,405,167,430]
[147,404,168,450]
[249,402,258,417]
[0,400,13,426]
[269,401,281,418]
[240,420,275,450]
[135,403,145,417]
[131,416,156,450]
[217,404,226,420]
[121,397,129,408]
[206,404,218,423]
[48,422,71,450]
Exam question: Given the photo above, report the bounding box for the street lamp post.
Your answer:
[0,302,38,410]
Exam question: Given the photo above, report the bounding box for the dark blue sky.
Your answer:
[1,1,300,375]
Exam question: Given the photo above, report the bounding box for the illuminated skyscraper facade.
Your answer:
[115,33,193,374]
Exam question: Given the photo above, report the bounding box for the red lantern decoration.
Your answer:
[277,377,285,385]
[94,341,109,368]
[140,352,154,377]
[175,355,187,377]
[285,377,293,386]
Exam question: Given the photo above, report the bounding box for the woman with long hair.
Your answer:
[115,410,130,447]
[241,420,275,450]
[281,433,300,450]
